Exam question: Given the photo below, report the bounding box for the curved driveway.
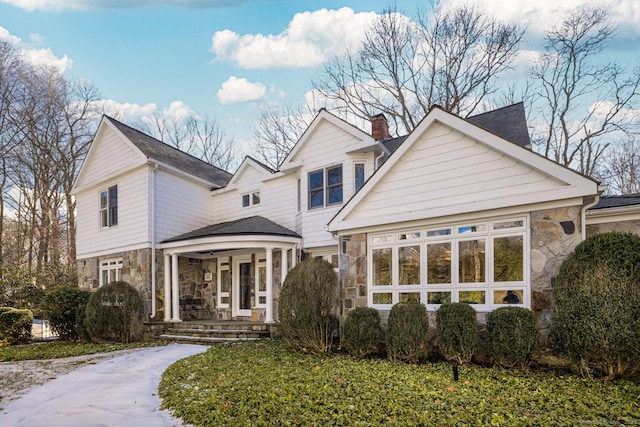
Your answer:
[0,343,207,427]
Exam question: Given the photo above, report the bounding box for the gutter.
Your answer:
[581,185,605,239]
[150,162,159,319]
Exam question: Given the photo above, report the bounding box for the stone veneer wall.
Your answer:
[586,218,640,237]
[338,206,585,347]
[77,248,160,321]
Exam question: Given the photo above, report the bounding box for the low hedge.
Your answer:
[41,286,91,341]
[436,303,478,365]
[0,306,33,345]
[342,307,383,358]
[486,306,539,369]
[386,300,431,364]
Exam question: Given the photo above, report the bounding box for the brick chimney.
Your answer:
[371,114,390,141]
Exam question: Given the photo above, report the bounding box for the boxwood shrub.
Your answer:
[41,286,91,341]
[278,258,339,353]
[553,231,640,378]
[486,306,539,369]
[386,300,431,364]
[0,307,33,345]
[85,281,144,343]
[342,307,383,358]
[436,303,478,365]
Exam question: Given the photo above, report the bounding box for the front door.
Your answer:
[233,259,252,317]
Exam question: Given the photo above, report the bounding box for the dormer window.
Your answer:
[242,191,260,207]
[100,185,118,228]
[309,165,343,209]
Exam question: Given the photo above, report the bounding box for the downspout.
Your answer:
[150,163,159,319]
[581,190,603,240]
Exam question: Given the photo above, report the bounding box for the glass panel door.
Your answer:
[233,259,252,317]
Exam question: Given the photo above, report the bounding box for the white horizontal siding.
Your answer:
[76,167,150,257]
[155,170,215,241]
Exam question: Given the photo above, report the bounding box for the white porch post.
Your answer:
[171,254,181,322]
[281,247,288,285]
[163,254,171,321]
[265,248,274,323]
[291,245,297,268]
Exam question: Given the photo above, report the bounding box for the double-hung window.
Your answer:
[242,191,261,207]
[308,165,343,209]
[100,185,118,228]
[369,217,528,311]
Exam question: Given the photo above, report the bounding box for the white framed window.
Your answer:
[99,185,118,228]
[308,165,343,209]
[297,178,301,212]
[99,258,122,287]
[368,216,528,311]
[242,191,260,208]
[354,162,365,192]
[256,258,267,307]
[218,258,230,308]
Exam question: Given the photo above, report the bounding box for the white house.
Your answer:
[74,103,630,341]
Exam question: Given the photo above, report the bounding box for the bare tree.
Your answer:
[530,5,640,177]
[314,4,524,136]
[598,138,640,194]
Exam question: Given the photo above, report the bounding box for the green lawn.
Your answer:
[0,341,163,362]
[160,339,640,426]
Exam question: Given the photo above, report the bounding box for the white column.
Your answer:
[171,254,181,322]
[281,247,288,285]
[291,245,297,268]
[163,254,172,322]
[265,248,274,323]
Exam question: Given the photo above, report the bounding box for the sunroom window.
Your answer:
[368,217,528,311]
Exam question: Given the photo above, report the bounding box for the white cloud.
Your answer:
[438,0,640,35]
[210,7,378,69]
[216,76,266,104]
[0,0,247,11]
[0,26,72,72]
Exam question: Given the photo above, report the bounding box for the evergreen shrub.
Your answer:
[85,281,144,343]
[278,258,339,353]
[486,306,539,368]
[342,307,383,358]
[553,231,640,378]
[0,307,33,345]
[436,303,478,364]
[386,300,430,364]
[41,286,91,341]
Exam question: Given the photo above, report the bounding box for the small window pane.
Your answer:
[221,296,229,305]
[372,235,392,243]
[258,266,266,292]
[372,293,392,304]
[458,224,486,234]
[398,232,420,240]
[327,166,342,185]
[309,170,324,208]
[259,296,267,305]
[427,242,451,284]
[327,166,343,205]
[398,245,420,285]
[399,292,420,302]
[494,236,524,282]
[100,191,108,209]
[459,291,485,304]
[427,228,451,237]
[252,192,261,205]
[354,163,365,191]
[327,186,343,205]
[221,270,230,293]
[493,220,524,230]
[242,194,250,207]
[494,290,523,305]
[427,292,451,305]
[373,248,391,286]
[459,239,485,283]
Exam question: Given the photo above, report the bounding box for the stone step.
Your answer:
[166,327,270,336]
[159,333,262,344]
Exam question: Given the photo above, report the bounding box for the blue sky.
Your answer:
[1,0,640,158]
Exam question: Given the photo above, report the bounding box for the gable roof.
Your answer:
[466,102,531,147]
[328,105,598,233]
[590,193,640,210]
[163,216,300,243]
[221,156,276,190]
[105,116,232,188]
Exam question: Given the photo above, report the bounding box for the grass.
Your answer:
[0,340,164,362]
[160,339,640,426]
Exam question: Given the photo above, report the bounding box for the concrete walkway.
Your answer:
[0,344,208,427]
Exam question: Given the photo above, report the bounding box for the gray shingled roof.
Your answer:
[105,116,232,188]
[163,216,301,243]
[466,102,531,147]
[590,193,640,210]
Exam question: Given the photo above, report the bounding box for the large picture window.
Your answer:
[100,185,118,228]
[368,217,528,310]
[308,165,343,209]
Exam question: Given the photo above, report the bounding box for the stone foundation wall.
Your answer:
[586,219,640,237]
[339,234,368,321]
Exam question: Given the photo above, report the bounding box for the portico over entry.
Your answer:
[159,216,301,323]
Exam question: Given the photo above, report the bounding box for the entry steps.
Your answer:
[158,321,271,344]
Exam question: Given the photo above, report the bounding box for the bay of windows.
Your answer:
[369,217,527,310]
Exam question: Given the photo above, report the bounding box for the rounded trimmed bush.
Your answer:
[41,286,91,341]
[553,231,640,378]
[0,307,33,345]
[85,281,144,343]
[343,307,383,358]
[486,306,539,368]
[278,258,339,353]
[436,303,478,364]
[386,300,431,364]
